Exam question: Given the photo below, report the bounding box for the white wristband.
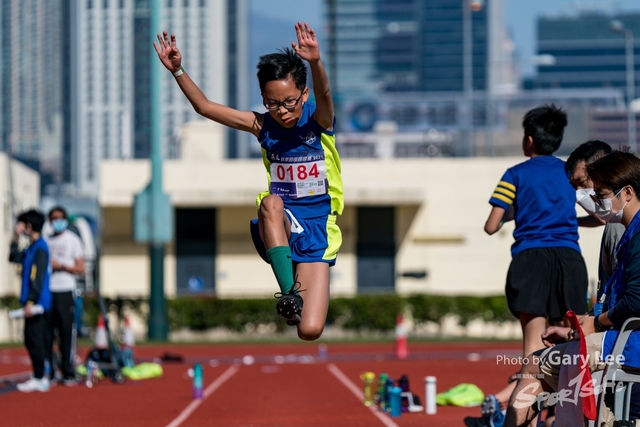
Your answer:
[173,67,184,77]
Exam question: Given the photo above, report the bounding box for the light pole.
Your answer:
[461,0,483,157]
[611,19,636,151]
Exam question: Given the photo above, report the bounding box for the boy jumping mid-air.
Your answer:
[154,23,343,341]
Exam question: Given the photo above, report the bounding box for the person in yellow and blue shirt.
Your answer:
[154,22,342,340]
[476,105,588,427]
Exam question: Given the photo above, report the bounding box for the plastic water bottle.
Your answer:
[318,344,327,361]
[376,373,388,409]
[121,347,135,368]
[390,386,402,417]
[86,361,97,388]
[398,374,410,412]
[360,372,376,406]
[192,363,203,399]
[425,376,437,414]
[44,358,51,380]
[384,378,394,412]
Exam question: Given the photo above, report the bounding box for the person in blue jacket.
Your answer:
[10,209,52,392]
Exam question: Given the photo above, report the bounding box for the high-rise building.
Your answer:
[324,0,512,154]
[325,0,507,96]
[74,0,249,196]
[527,11,640,95]
[225,0,250,159]
[325,0,378,96]
[0,0,72,187]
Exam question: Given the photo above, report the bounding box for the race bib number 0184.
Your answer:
[270,159,327,198]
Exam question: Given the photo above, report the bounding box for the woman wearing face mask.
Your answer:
[44,206,84,385]
[501,150,640,427]
[583,150,640,340]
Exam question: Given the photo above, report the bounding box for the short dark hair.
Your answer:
[522,104,568,155]
[256,47,307,93]
[17,209,46,233]
[586,150,640,200]
[565,140,613,176]
[48,205,67,220]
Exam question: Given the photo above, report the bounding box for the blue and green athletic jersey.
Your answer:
[256,102,344,219]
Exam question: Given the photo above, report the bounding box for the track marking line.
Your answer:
[165,365,239,427]
[327,363,400,427]
[0,370,31,397]
[0,371,31,382]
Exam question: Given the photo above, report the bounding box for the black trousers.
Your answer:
[46,291,76,378]
[24,313,50,379]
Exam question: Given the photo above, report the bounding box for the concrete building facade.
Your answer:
[0,155,41,341]
[98,123,604,301]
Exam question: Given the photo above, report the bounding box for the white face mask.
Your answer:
[576,188,597,215]
[595,188,628,224]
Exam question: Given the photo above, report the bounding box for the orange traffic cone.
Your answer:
[122,316,135,348]
[95,314,109,349]
[395,314,409,360]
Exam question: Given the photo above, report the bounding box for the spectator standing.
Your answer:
[45,206,84,385]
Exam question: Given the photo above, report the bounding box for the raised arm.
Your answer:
[9,222,25,264]
[153,31,263,137]
[292,23,334,130]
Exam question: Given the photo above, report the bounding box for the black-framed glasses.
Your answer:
[263,91,304,111]
[590,187,626,207]
[589,193,604,208]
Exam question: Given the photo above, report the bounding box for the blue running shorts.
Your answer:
[250,209,341,266]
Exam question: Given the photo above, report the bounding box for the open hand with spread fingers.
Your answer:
[153,30,183,73]
[292,22,320,63]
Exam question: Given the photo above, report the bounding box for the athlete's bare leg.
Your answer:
[293,262,330,341]
[258,195,290,248]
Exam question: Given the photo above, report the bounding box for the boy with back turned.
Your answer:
[482,105,588,421]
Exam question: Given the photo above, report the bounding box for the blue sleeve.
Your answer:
[609,234,640,327]
[489,169,516,210]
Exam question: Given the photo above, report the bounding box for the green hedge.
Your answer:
[0,294,513,333]
[327,294,405,331]
[168,297,290,332]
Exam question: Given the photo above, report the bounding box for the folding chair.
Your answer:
[594,317,640,426]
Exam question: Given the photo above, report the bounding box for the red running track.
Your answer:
[0,341,521,427]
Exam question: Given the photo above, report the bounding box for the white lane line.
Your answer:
[327,363,400,427]
[165,365,239,427]
[0,370,31,382]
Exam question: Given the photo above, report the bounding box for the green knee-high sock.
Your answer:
[266,246,294,294]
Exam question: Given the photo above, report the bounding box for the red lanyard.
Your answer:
[566,310,596,420]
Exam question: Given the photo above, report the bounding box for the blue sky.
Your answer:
[249,0,640,78]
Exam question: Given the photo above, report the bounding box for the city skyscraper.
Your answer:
[325,0,507,96]
[325,0,512,152]
[527,11,640,94]
[0,0,72,187]
[74,0,249,196]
